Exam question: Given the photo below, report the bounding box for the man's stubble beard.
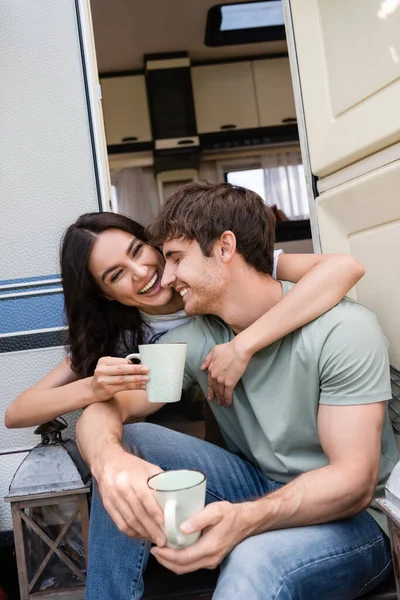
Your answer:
[184,273,226,317]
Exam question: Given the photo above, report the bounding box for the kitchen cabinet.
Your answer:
[100,75,152,146]
[253,58,297,128]
[192,62,259,134]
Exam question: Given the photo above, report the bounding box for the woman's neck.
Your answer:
[141,290,184,316]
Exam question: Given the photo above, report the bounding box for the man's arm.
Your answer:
[242,401,384,532]
[151,401,385,574]
[76,392,167,545]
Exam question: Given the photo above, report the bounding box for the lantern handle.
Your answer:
[34,416,68,445]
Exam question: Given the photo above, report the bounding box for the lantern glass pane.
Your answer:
[21,500,86,593]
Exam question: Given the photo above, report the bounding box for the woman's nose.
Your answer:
[130,263,148,280]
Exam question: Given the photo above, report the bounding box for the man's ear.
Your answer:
[218,231,236,263]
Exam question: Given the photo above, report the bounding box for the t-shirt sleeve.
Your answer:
[318,304,392,406]
[272,249,283,280]
[157,328,197,391]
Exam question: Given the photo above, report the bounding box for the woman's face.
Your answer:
[88,228,177,314]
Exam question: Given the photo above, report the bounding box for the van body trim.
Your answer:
[0,330,67,354]
[281,0,321,253]
[317,142,400,194]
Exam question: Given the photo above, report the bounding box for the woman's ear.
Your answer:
[219,231,236,263]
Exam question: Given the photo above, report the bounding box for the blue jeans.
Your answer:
[86,423,392,600]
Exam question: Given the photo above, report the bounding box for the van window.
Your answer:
[226,161,309,221]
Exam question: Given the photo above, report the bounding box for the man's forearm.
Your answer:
[76,400,125,478]
[76,388,164,480]
[240,463,375,538]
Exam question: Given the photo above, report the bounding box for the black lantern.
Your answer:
[4,418,90,599]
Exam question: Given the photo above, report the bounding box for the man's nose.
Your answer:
[161,264,176,288]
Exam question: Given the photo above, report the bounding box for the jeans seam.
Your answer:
[350,551,392,599]
[207,488,225,501]
[130,538,150,600]
[273,537,388,600]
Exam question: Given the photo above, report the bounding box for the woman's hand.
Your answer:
[201,339,251,406]
[90,356,149,402]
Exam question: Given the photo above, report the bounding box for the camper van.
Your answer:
[1,0,400,598]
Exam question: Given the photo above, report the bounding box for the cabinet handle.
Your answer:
[177,139,195,145]
[281,118,297,124]
[220,124,237,130]
[122,136,138,142]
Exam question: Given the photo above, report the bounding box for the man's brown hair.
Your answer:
[146,180,276,274]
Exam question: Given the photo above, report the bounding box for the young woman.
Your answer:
[5,211,365,428]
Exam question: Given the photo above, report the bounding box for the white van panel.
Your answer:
[290,0,400,177]
[0,0,101,280]
[316,159,400,368]
[0,453,29,531]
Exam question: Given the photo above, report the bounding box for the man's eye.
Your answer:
[173,257,181,264]
[110,270,123,283]
[132,244,143,257]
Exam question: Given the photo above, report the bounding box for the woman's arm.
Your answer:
[242,252,365,354]
[202,253,365,405]
[4,355,151,428]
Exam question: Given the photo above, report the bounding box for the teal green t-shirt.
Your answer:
[162,282,398,533]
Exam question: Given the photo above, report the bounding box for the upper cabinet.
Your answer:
[100,75,152,146]
[290,0,400,178]
[253,58,297,128]
[100,58,298,150]
[191,62,259,134]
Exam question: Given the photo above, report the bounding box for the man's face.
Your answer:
[161,237,225,316]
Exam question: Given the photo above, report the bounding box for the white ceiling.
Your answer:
[90,0,287,74]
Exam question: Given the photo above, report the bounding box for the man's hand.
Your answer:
[201,339,251,406]
[90,357,149,401]
[94,445,166,546]
[150,501,248,574]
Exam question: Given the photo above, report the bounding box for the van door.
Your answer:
[284,0,400,370]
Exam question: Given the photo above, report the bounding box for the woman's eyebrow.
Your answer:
[126,237,137,255]
[101,264,119,282]
[101,237,138,281]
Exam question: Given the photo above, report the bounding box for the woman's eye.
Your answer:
[110,270,123,283]
[132,244,143,257]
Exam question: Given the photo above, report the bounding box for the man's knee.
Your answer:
[123,422,166,456]
[122,422,195,465]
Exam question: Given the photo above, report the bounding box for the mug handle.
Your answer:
[126,353,141,362]
[164,499,186,547]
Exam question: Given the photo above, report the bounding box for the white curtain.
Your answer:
[262,151,308,219]
[110,167,160,226]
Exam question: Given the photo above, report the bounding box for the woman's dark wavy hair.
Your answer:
[60,212,154,378]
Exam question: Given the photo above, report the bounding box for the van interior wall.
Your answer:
[109,146,313,254]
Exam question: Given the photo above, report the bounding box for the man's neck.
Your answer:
[214,268,283,333]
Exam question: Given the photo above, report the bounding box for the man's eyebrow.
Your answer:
[164,250,182,259]
[101,237,138,281]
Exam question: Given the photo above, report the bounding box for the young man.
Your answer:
[79,182,397,600]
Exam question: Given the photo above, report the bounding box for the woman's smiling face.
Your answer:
[88,228,177,314]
